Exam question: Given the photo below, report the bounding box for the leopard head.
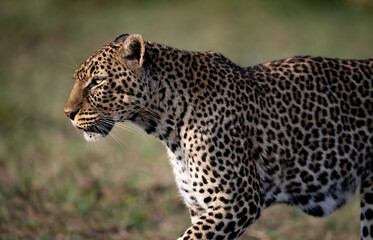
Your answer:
[64,34,151,142]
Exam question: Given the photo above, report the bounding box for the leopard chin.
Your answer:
[82,119,114,142]
[83,131,107,142]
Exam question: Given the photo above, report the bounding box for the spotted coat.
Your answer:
[64,34,373,240]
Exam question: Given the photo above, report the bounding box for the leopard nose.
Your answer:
[64,109,79,120]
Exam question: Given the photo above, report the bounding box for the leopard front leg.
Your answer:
[361,171,373,240]
[179,191,263,240]
[177,125,264,239]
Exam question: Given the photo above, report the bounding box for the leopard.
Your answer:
[64,34,373,240]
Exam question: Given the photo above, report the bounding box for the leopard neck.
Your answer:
[135,42,194,149]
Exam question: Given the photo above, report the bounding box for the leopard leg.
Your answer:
[360,172,373,240]
[178,192,263,240]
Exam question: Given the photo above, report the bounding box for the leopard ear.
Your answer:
[118,34,145,68]
[114,34,129,43]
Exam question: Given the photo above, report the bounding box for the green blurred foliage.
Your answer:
[0,0,372,239]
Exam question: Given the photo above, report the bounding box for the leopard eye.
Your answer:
[93,78,103,85]
[89,77,104,88]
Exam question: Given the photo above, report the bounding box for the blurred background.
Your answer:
[1,0,373,239]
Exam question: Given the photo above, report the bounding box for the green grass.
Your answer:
[1,0,372,239]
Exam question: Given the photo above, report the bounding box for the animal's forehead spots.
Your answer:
[76,55,106,81]
[94,51,108,62]
[75,62,94,81]
[74,52,124,84]
[73,68,79,80]
[74,64,87,82]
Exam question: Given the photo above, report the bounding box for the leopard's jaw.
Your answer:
[83,131,107,142]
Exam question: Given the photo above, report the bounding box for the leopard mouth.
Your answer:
[83,119,115,142]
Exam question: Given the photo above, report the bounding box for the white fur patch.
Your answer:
[83,131,106,142]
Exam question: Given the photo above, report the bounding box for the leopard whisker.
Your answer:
[64,53,78,68]
[96,121,127,150]
[100,118,145,137]
[104,121,147,140]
